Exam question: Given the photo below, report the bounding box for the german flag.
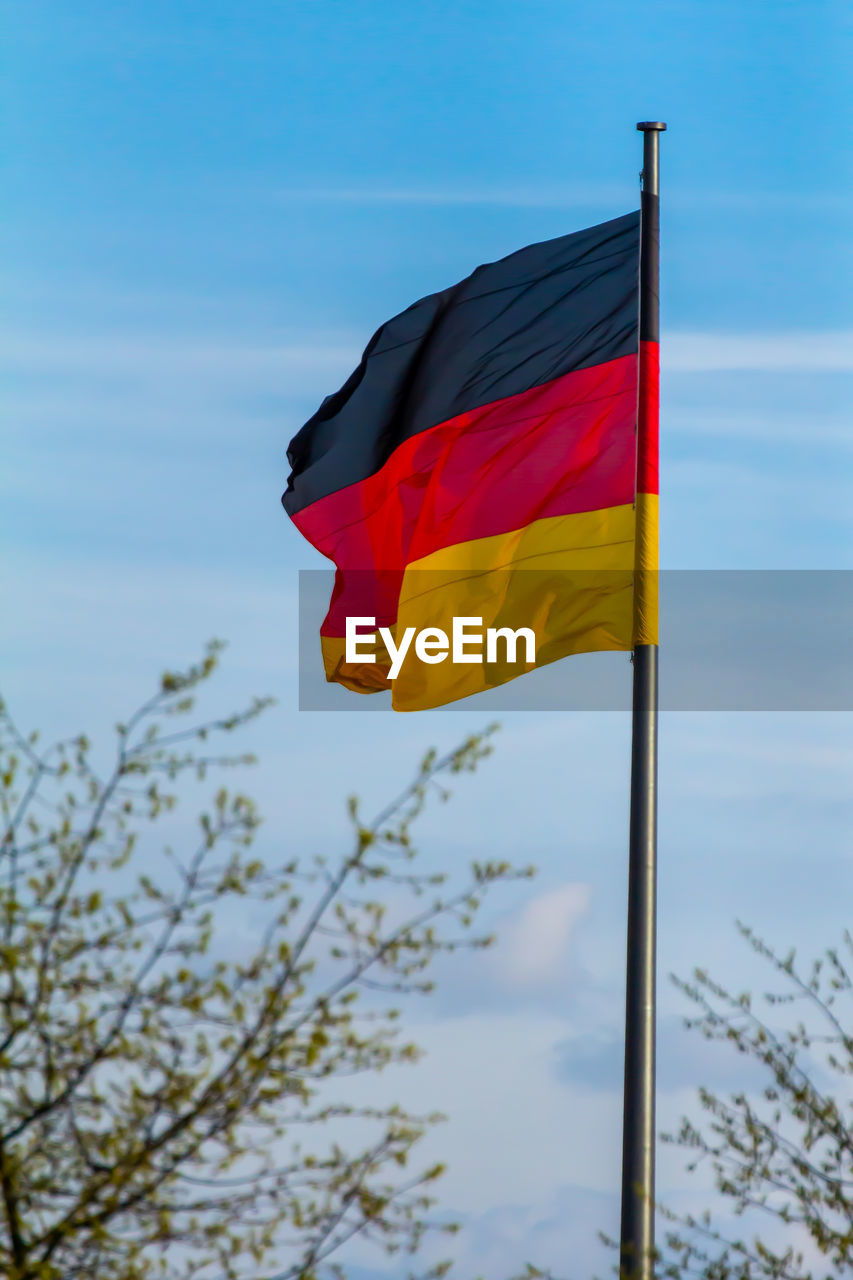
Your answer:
[283,210,658,711]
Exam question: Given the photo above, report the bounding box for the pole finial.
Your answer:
[636,121,667,131]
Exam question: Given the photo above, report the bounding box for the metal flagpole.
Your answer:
[619,120,665,1280]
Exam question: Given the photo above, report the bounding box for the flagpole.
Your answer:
[619,120,665,1280]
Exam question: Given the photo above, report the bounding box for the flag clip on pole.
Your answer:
[619,120,665,1280]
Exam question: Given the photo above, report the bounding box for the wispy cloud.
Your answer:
[665,331,853,372]
[276,183,628,209]
[662,408,853,448]
[0,331,359,381]
[275,184,853,215]
[5,327,853,384]
[496,883,592,987]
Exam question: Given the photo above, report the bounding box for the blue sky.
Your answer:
[2,2,852,1276]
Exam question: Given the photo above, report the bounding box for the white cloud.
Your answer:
[0,330,359,382]
[273,184,853,215]
[334,1011,623,1213]
[276,182,627,209]
[497,883,592,987]
[5,326,852,390]
[663,408,853,448]
[664,331,853,373]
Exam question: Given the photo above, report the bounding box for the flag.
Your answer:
[283,210,658,711]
